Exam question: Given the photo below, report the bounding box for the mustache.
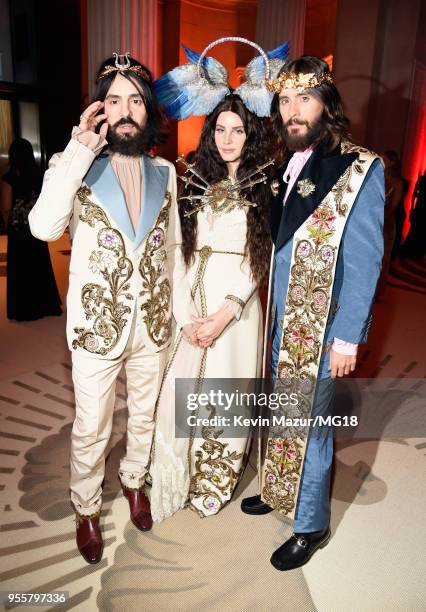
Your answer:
[112,117,141,129]
[285,118,309,128]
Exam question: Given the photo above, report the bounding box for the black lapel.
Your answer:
[274,141,358,250]
[270,163,287,244]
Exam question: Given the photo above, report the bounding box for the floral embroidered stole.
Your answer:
[260,143,378,517]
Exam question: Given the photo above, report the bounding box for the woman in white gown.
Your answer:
[150,92,274,520]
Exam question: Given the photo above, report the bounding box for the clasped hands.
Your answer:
[182,307,235,348]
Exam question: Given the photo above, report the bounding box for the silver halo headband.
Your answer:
[197,37,271,82]
[153,37,289,118]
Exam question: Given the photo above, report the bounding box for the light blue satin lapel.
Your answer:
[84,156,135,242]
[134,156,169,249]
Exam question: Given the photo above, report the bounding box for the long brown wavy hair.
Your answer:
[270,56,350,160]
[179,94,273,287]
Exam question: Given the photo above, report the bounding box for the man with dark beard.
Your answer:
[241,56,384,570]
[29,54,198,564]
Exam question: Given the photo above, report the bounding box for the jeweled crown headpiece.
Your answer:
[96,52,152,83]
[154,36,289,118]
[266,70,333,94]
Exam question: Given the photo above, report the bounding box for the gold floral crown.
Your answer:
[96,52,151,83]
[265,71,333,93]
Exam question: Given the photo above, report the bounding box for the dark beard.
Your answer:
[107,117,147,157]
[283,116,324,151]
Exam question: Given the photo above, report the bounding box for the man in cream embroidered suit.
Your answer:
[29,54,197,564]
[241,56,384,570]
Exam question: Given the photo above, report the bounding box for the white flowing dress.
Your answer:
[150,202,263,520]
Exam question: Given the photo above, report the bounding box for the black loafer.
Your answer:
[270,527,331,571]
[241,494,274,515]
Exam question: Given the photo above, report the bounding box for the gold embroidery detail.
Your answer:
[153,239,245,515]
[262,205,337,513]
[331,166,352,216]
[72,186,133,355]
[190,246,212,317]
[262,145,378,516]
[75,511,101,524]
[334,141,377,216]
[139,192,172,347]
[195,247,244,257]
[190,422,243,515]
[225,294,245,309]
[340,141,373,156]
[187,246,235,513]
[262,438,303,512]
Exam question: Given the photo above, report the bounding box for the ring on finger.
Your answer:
[79,114,88,121]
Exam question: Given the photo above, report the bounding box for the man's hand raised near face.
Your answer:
[78,101,108,138]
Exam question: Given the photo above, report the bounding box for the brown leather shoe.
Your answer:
[76,513,103,564]
[122,485,153,531]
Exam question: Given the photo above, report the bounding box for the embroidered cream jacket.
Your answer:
[29,138,197,358]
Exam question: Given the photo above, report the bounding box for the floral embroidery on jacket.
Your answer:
[72,186,133,355]
[139,192,172,347]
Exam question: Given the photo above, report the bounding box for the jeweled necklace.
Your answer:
[177,155,274,217]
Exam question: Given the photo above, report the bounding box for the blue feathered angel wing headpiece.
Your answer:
[234,42,289,117]
[154,38,289,119]
[154,45,230,120]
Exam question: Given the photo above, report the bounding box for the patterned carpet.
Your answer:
[0,364,315,611]
[0,236,425,611]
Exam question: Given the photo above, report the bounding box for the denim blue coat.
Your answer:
[270,144,384,380]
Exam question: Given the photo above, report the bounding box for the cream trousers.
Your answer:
[70,309,167,515]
